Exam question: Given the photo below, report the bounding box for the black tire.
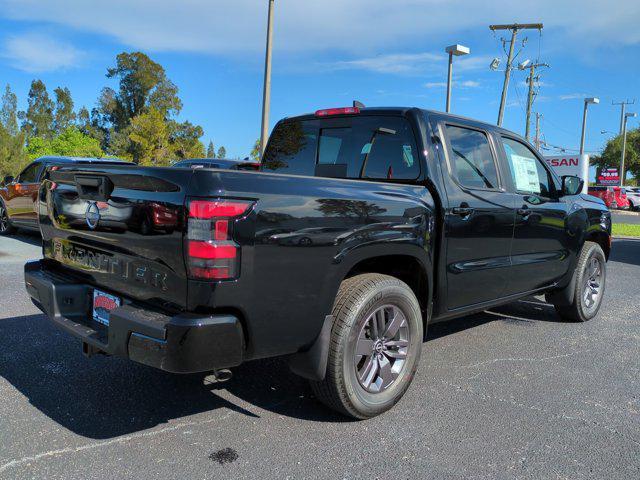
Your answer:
[550,241,607,322]
[0,201,16,236]
[310,273,423,419]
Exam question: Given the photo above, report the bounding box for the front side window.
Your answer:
[501,137,554,196]
[444,125,499,189]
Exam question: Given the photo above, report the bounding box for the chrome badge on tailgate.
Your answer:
[50,240,169,291]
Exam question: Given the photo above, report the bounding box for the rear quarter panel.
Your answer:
[187,169,436,360]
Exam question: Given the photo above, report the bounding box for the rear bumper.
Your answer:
[24,260,244,374]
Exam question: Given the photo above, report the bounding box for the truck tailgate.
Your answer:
[40,165,198,311]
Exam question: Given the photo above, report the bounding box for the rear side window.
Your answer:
[444,125,499,189]
[17,162,40,183]
[263,116,420,180]
[360,119,418,180]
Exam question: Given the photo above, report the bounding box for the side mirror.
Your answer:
[561,175,584,196]
[3,175,14,185]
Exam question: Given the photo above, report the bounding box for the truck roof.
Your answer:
[284,106,516,136]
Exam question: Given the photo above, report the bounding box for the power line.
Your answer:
[489,23,543,126]
[612,99,635,134]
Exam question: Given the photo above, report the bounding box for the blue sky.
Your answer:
[0,0,639,159]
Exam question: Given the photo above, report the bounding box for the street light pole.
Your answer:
[579,97,599,156]
[260,0,275,158]
[620,112,637,186]
[444,44,470,113]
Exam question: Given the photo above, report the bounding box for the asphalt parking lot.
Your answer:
[1,233,639,479]
[612,210,640,225]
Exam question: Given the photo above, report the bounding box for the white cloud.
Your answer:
[424,80,480,89]
[2,32,83,72]
[330,52,441,74]
[424,82,447,89]
[0,0,637,56]
[559,93,589,100]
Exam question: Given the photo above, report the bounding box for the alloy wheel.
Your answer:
[0,206,8,233]
[583,255,603,310]
[354,305,410,393]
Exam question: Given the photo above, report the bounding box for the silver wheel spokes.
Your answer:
[583,256,602,309]
[0,206,7,232]
[355,305,410,393]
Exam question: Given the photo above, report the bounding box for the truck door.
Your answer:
[435,120,515,310]
[496,135,573,294]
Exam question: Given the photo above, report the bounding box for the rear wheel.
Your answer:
[550,241,606,322]
[310,273,423,419]
[0,203,16,236]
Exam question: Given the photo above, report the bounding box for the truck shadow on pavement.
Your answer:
[1,298,564,440]
[610,239,640,267]
[8,231,41,247]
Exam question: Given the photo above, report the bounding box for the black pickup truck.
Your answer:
[24,106,611,419]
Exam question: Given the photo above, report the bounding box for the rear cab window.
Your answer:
[262,115,420,181]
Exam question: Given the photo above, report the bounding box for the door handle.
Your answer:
[452,206,474,217]
[517,207,531,218]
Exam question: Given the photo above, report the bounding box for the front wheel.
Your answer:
[310,273,423,419]
[0,203,16,236]
[550,241,607,322]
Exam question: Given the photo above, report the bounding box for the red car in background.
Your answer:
[588,186,630,209]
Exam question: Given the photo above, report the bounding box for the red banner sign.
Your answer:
[597,168,620,186]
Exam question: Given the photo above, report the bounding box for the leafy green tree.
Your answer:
[25,127,103,161]
[250,139,261,161]
[105,52,182,129]
[1,84,19,135]
[0,124,27,177]
[170,121,205,159]
[0,85,26,176]
[22,79,54,139]
[593,128,640,182]
[53,87,76,133]
[207,141,216,158]
[217,146,227,159]
[98,52,204,164]
[128,108,172,166]
[77,106,107,149]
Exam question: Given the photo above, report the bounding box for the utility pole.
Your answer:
[489,23,543,126]
[260,0,275,158]
[612,99,635,134]
[534,112,542,151]
[524,62,549,140]
[621,112,637,186]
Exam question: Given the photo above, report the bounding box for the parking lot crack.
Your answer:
[456,350,591,370]
[0,411,234,475]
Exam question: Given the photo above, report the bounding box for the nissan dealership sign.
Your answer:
[544,154,589,193]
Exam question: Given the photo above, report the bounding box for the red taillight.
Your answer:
[189,200,251,219]
[186,198,253,281]
[188,242,237,259]
[315,107,360,117]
